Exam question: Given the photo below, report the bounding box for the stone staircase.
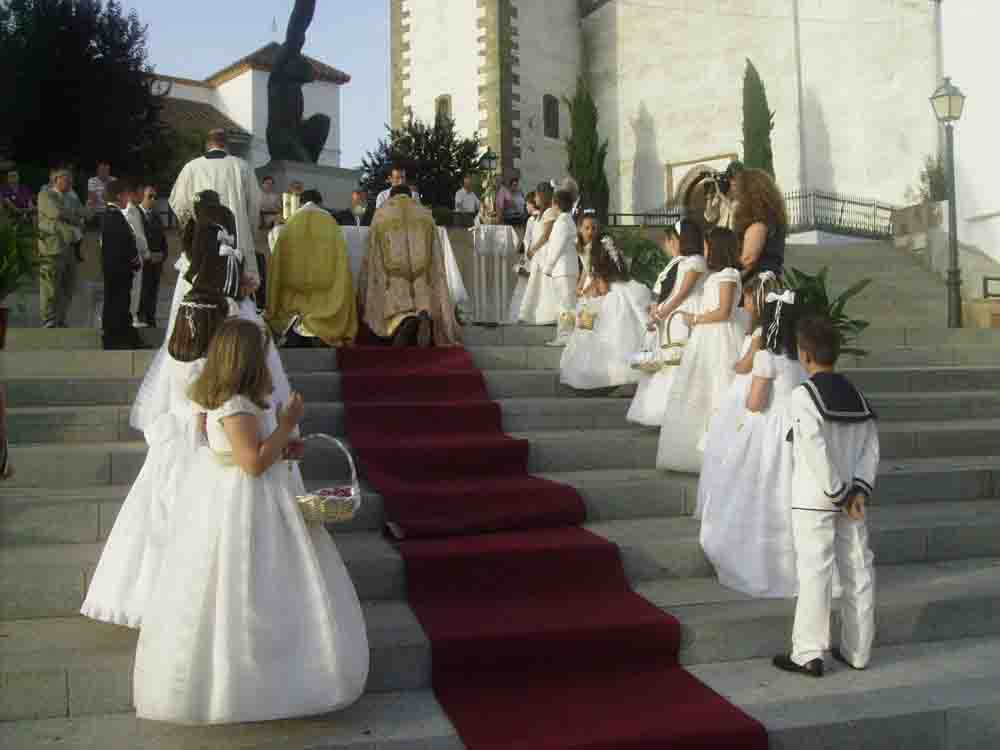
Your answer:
[2,241,1000,748]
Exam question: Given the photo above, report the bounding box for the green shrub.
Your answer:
[784,266,871,356]
[0,208,38,303]
[611,228,663,290]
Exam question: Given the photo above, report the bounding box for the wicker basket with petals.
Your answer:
[293,434,362,525]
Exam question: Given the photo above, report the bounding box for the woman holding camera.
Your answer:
[731,168,788,280]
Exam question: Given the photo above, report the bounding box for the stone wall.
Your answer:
[583,0,938,213]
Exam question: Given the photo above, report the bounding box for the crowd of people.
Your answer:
[52,130,879,730]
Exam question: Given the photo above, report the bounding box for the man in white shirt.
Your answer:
[87,161,115,225]
[454,174,481,215]
[376,165,419,209]
[125,187,150,325]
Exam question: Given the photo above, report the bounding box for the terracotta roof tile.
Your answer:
[159,98,250,138]
[205,42,351,86]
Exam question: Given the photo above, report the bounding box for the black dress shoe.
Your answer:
[416,311,433,348]
[831,648,865,670]
[392,317,419,347]
[773,654,824,677]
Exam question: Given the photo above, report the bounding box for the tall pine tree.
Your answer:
[565,77,610,224]
[742,59,776,178]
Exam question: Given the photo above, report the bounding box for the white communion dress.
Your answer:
[627,255,707,427]
[80,356,204,627]
[133,396,369,725]
[507,216,537,322]
[697,346,806,599]
[518,207,561,325]
[656,268,744,473]
[560,280,652,390]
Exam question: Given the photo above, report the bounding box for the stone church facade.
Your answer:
[392,0,942,211]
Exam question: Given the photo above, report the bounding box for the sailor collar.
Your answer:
[802,372,877,423]
[204,149,228,160]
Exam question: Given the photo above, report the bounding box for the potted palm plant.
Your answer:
[0,208,37,349]
[784,266,872,356]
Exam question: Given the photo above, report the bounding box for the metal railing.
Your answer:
[610,190,897,240]
[785,190,895,239]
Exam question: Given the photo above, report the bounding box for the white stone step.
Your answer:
[12,390,1000,445]
[5,636,1000,749]
[3,501,998,621]
[10,421,1000,489]
[8,365,1000,409]
[0,467,693,543]
[3,557,1000,722]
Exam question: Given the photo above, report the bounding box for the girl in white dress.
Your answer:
[698,292,807,598]
[694,271,783,519]
[507,192,540,322]
[518,183,560,325]
[133,319,368,725]
[656,228,745,473]
[560,233,652,389]
[627,220,706,426]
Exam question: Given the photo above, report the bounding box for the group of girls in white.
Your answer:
[81,190,368,725]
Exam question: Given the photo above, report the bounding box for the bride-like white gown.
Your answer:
[82,255,295,628]
[626,255,707,426]
[697,349,806,598]
[518,208,562,325]
[133,396,369,725]
[656,268,744,473]
[560,280,652,389]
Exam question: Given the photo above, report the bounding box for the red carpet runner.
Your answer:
[339,347,767,749]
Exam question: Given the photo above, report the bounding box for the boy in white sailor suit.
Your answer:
[774,315,879,678]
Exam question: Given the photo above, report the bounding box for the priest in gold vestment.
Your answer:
[360,186,461,347]
[266,190,358,346]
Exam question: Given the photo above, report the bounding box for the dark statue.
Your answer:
[267,0,330,163]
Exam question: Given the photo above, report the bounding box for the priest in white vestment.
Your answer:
[169,129,262,278]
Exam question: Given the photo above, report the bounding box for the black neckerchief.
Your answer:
[802,372,877,423]
[205,149,228,160]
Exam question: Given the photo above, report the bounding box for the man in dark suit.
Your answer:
[137,184,168,328]
[101,180,145,350]
[335,189,374,227]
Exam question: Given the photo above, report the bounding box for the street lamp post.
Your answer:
[930,77,967,328]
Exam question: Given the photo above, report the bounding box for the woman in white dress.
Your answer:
[656,228,745,473]
[627,220,706,426]
[698,291,807,598]
[518,183,560,325]
[133,319,368,725]
[560,232,651,389]
[507,192,539,322]
[694,271,783,519]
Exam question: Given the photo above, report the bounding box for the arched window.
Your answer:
[435,95,453,122]
[543,94,560,139]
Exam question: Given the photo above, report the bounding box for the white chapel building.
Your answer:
[153,42,350,169]
[393,0,945,212]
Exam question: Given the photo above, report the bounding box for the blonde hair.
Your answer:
[189,318,273,411]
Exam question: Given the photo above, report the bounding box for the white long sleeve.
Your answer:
[789,387,848,506]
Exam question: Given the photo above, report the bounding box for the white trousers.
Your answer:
[791,509,875,668]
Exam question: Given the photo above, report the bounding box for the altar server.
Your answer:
[773,315,879,677]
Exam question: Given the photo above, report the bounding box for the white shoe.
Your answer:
[133,319,150,329]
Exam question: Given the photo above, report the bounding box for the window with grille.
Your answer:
[435,95,453,122]
[543,95,560,139]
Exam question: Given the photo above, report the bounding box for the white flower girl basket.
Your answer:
[292,433,362,525]
[629,310,687,373]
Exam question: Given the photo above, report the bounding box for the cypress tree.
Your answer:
[565,77,610,224]
[742,59,776,178]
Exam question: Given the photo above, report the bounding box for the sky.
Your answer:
[120,0,389,168]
